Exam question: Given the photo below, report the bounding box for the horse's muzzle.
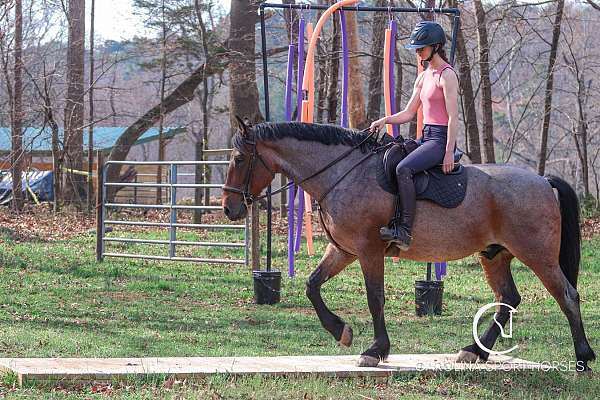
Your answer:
[223,202,248,221]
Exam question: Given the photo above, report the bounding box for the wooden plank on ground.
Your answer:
[0,354,546,386]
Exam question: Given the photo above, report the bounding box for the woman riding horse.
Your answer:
[370,21,459,251]
[222,22,595,370]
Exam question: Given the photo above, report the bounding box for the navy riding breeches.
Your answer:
[396,124,454,177]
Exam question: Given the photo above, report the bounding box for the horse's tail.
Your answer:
[545,175,581,289]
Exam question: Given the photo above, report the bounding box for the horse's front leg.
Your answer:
[357,245,390,367]
[306,243,357,346]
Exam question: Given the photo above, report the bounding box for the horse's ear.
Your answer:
[234,115,250,137]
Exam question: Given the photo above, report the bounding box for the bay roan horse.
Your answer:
[222,119,596,370]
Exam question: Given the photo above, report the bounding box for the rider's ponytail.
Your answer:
[437,46,450,64]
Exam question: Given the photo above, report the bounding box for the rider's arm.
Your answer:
[440,69,459,154]
[383,71,425,125]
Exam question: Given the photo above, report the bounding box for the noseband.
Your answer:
[222,135,275,205]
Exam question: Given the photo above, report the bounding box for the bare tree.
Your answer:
[193,0,211,223]
[87,0,95,213]
[228,0,263,133]
[366,0,386,123]
[11,0,23,211]
[346,10,366,128]
[537,0,564,176]
[63,0,85,203]
[448,0,481,164]
[156,0,168,204]
[473,0,495,163]
[326,9,340,123]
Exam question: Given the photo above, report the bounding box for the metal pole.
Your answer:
[260,6,270,120]
[169,163,177,258]
[266,186,272,272]
[449,15,460,66]
[133,174,138,204]
[260,6,273,272]
[260,3,460,14]
[95,150,104,262]
[427,262,432,281]
[245,214,249,268]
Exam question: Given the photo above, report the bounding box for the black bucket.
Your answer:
[415,280,443,316]
[253,270,281,305]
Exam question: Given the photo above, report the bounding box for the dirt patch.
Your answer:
[0,204,95,242]
[581,216,600,240]
[103,291,149,302]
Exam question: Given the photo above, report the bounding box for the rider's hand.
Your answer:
[369,117,388,143]
[442,150,454,174]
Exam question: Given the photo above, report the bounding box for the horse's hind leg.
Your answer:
[457,248,521,363]
[515,253,596,371]
[306,243,357,347]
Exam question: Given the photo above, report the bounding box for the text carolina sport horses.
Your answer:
[222,119,596,370]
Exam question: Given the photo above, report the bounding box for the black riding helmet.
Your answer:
[405,21,446,65]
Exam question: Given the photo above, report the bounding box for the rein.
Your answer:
[223,127,391,205]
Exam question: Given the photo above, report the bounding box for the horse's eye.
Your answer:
[234,156,244,165]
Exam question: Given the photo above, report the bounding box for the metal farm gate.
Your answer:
[95,154,248,266]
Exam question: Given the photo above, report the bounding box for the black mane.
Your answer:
[233,122,384,151]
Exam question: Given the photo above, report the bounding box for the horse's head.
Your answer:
[222,116,275,220]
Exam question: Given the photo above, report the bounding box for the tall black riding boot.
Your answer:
[379,167,416,251]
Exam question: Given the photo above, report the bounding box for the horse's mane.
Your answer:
[233,122,384,151]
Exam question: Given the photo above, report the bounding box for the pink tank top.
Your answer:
[420,63,454,126]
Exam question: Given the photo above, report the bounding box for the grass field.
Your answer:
[0,209,598,399]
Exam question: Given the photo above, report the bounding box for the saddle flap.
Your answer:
[376,141,468,208]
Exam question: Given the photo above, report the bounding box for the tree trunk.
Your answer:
[156,0,168,204]
[315,7,327,123]
[110,70,118,125]
[326,11,340,123]
[11,0,24,211]
[537,0,564,176]
[366,0,386,123]
[64,0,86,203]
[572,75,590,197]
[473,0,495,164]
[345,11,366,129]
[194,0,211,223]
[450,0,482,163]
[87,0,95,213]
[229,0,263,137]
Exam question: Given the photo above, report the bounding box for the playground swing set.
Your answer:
[255,1,460,311]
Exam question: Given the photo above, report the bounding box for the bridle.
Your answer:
[222,135,275,206]
[222,127,383,206]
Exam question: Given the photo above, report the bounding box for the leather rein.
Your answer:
[222,128,390,205]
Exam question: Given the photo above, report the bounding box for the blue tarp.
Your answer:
[0,171,54,205]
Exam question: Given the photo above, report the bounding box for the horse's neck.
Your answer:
[265,138,365,201]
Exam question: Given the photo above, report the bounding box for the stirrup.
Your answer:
[380,223,412,250]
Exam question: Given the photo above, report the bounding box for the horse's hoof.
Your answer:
[456,350,480,363]
[577,363,593,374]
[338,324,353,347]
[357,355,380,367]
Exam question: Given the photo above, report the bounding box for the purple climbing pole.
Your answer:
[339,11,349,128]
[294,18,305,256]
[285,43,295,278]
[435,262,447,280]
